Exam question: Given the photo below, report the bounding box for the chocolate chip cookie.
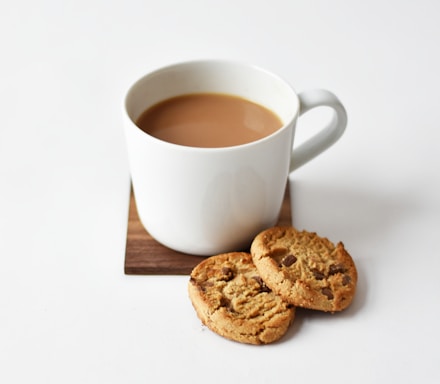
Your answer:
[250,227,357,312]
[188,252,295,344]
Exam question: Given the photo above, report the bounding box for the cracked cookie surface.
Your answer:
[250,227,357,312]
[188,252,295,344]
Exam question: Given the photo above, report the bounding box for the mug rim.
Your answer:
[124,59,299,152]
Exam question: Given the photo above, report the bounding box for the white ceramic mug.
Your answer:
[123,60,347,255]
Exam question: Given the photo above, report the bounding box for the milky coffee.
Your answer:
[136,93,283,148]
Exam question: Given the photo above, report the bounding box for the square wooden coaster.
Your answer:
[124,185,291,275]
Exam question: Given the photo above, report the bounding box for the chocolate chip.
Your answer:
[221,267,234,281]
[322,287,334,300]
[312,269,325,280]
[219,296,236,312]
[219,296,231,308]
[190,277,206,292]
[260,285,271,293]
[329,263,346,275]
[195,280,214,292]
[252,276,271,293]
[342,275,351,286]
[281,254,297,267]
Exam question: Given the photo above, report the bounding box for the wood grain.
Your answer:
[124,185,291,275]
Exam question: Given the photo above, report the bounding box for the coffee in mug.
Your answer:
[135,93,283,148]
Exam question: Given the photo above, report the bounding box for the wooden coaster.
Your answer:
[124,185,292,275]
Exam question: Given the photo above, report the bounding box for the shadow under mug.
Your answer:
[123,60,347,255]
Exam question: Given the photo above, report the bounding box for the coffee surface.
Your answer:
[136,93,283,148]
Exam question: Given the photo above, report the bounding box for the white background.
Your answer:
[1,0,439,383]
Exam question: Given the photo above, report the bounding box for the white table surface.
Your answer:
[1,1,439,383]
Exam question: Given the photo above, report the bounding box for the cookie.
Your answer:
[250,227,357,312]
[188,252,295,345]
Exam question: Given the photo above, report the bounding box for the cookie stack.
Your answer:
[188,226,358,345]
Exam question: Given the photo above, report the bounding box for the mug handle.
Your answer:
[290,89,347,172]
